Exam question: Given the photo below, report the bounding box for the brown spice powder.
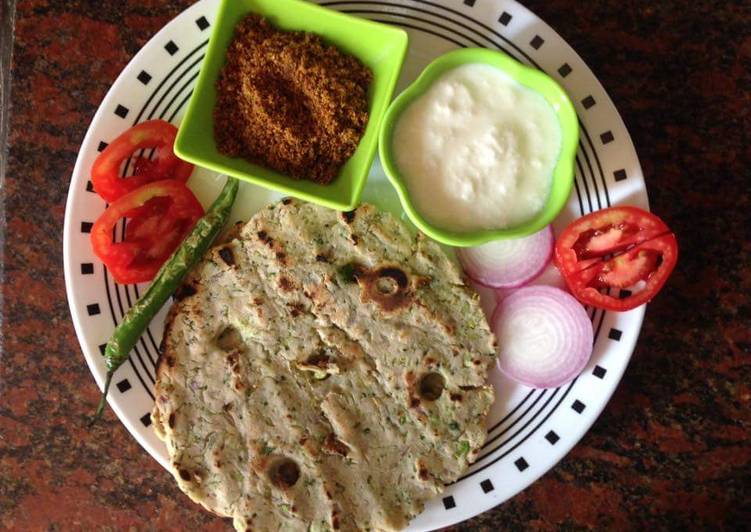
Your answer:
[214,15,372,185]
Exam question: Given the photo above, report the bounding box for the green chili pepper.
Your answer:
[92,178,239,423]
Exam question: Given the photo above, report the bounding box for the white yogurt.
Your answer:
[393,63,562,232]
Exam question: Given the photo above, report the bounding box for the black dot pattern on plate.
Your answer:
[99,344,106,356]
[97,141,108,152]
[442,496,456,510]
[514,457,529,471]
[116,379,132,393]
[480,479,494,493]
[86,303,101,316]
[558,63,572,77]
[582,95,596,109]
[114,104,129,119]
[545,430,560,445]
[600,131,615,144]
[593,365,607,379]
[80,222,93,233]
[85,180,94,192]
[196,16,210,30]
[530,35,544,49]
[463,0,475,6]
[619,289,632,299]
[140,413,152,427]
[165,40,179,55]
[614,169,628,182]
[81,263,94,275]
[83,7,629,483]
[137,70,152,85]
[609,328,623,341]
[572,400,586,413]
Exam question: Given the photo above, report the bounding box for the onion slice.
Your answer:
[492,286,593,388]
[524,262,569,291]
[457,225,554,288]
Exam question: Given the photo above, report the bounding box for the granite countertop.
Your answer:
[1,0,749,530]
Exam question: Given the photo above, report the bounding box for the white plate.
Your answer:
[63,1,648,529]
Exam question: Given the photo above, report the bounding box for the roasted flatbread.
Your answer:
[152,199,496,531]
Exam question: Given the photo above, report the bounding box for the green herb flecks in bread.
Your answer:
[152,199,496,531]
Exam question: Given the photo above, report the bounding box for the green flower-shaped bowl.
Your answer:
[175,0,408,211]
[378,48,579,247]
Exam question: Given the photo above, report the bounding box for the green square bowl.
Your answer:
[174,0,409,211]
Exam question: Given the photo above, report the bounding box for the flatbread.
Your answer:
[152,199,496,531]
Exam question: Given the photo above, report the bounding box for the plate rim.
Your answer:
[62,0,649,529]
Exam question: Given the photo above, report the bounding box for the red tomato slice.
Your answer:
[91,120,194,203]
[555,207,678,311]
[90,180,204,284]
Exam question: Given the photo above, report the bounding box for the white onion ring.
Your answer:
[457,225,554,288]
[492,286,593,388]
[524,262,569,291]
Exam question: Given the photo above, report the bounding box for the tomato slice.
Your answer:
[91,120,194,203]
[555,206,678,311]
[90,180,204,284]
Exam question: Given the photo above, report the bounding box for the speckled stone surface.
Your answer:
[1,0,749,530]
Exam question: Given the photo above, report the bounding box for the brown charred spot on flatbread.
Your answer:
[275,250,287,264]
[288,302,305,317]
[218,246,235,267]
[174,282,198,301]
[315,253,330,263]
[257,230,274,248]
[177,467,202,483]
[279,276,295,292]
[450,393,463,402]
[336,262,361,284]
[350,234,359,245]
[331,508,341,530]
[409,397,421,408]
[323,433,350,457]
[356,265,413,312]
[417,460,430,481]
[341,210,356,224]
[415,275,432,289]
[418,372,445,401]
[252,296,263,306]
[168,412,176,429]
[216,326,244,352]
[226,351,241,373]
[156,309,180,373]
[268,457,300,489]
[282,197,293,205]
[218,220,244,244]
[306,351,330,367]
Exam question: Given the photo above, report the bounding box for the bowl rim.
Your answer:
[174,0,409,211]
[378,47,580,246]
